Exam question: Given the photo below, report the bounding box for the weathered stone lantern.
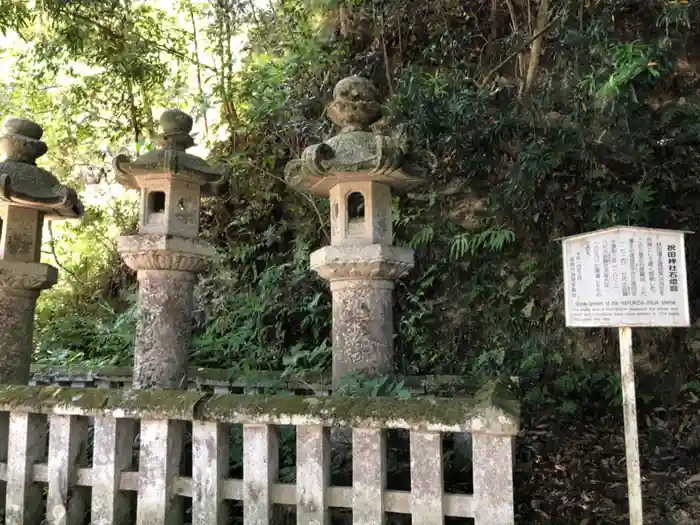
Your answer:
[0,117,84,384]
[285,76,435,386]
[114,109,227,389]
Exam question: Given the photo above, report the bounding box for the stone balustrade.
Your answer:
[28,364,518,397]
[0,383,518,525]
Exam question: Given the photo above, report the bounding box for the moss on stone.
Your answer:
[191,367,234,383]
[9,375,519,433]
[29,364,132,380]
[471,380,520,419]
[0,385,111,413]
[105,389,205,419]
[0,380,518,432]
[197,379,519,430]
[0,385,205,420]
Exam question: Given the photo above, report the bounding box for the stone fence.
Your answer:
[27,365,517,488]
[0,383,518,525]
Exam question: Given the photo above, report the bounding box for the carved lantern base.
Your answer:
[118,234,213,389]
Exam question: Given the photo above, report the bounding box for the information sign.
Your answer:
[562,226,690,328]
[560,225,692,525]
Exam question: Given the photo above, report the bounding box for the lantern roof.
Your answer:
[285,76,436,196]
[0,117,84,219]
[113,109,228,197]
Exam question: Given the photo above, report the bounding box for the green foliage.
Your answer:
[0,0,28,34]
[2,0,700,434]
[596,42,664,104]
[34,199,138,366]
[449,226,516,259]
[191,177,332,369]
[335,373,412,398]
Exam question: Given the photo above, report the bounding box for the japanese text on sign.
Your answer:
[562,227,690,327]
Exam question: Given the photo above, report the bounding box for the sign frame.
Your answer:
[560,226,691,328]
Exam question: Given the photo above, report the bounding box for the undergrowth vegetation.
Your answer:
[1,0,700,452]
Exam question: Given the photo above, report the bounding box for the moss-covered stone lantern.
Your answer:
[0,117,84,384]
[285,76,435,386]
[114,109,228,389]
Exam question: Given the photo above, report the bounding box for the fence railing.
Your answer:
[0,383,518,525]
[28,364,518,397]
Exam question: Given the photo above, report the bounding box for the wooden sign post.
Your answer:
[560,226,691,525]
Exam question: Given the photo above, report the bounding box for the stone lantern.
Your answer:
[0,117,84,384]
[285,76,435,386]
[114,109,227,390]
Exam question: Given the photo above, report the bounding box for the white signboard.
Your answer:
[562,226,690,327]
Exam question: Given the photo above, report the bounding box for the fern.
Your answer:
[449,226,516,259]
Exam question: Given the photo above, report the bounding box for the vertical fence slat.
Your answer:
[410,430,444,524]
[296,425,330,525]
[47,415,90,525]
[91,416,136,525]
[136,420,185,525]
[243,424,278,525]
[192,421,229,525]
[353,428,386,525]
[5,413,47,525]
[472,433,515,525]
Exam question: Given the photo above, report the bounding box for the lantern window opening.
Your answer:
[149,191,166,214]
[347,192,365,221]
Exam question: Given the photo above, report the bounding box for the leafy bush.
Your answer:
[2,0,699,419]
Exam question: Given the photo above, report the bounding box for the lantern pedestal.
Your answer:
[118,234,212,389]
[312,244,413,386]
[0,262,57,383]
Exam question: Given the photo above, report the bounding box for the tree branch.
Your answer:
[521,0,551,97]
[48,8,217,73]
[376,8,394,96]
[47,222,85,285]
[479,12,560,88]
[248,161,330,244]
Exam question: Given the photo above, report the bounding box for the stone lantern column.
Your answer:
[0,117,84,384]
[114,110,227,390]
[285,76,435,387]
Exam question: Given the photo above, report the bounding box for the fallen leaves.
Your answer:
[515,392,700,523]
